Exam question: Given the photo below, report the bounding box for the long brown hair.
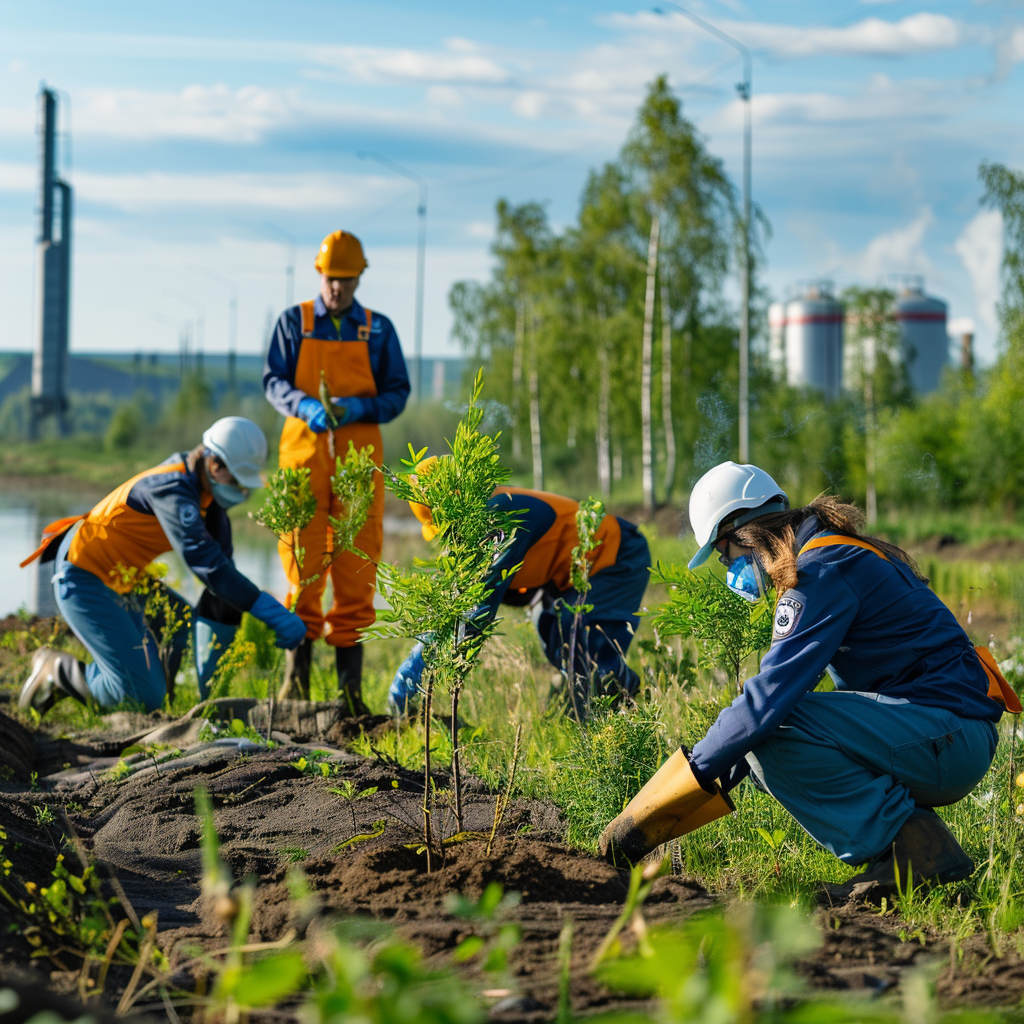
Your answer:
[729,495,925,594]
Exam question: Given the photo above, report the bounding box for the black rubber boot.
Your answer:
[821,808,975,904]
[336,645,369,717]
[278,638,312,701]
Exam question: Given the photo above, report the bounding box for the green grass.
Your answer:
[2,539,1023,965]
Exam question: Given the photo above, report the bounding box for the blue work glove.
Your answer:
[249,592,307,650]
[331,396,368,426]
[389,642,425,715]
[297,397,328,434]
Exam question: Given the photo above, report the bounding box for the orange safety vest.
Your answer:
[496,486,621,593]
[277,300,382,469]
[47,461,214,593]
[798,535,1022,714]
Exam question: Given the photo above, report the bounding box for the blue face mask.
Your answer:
[725,553,766,603]
[211,481,249,509]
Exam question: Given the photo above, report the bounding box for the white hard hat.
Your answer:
[687,461,789,569]
[202,417,268,489]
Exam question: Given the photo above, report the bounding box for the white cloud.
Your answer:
[66,169,398,213]
[996,25,1024,77]
[611,11,981,59]
[0,162,35,192]
[312,44,510,85]
[6,60,25,75]
[856,207,935,281]
[955,209,1002,336]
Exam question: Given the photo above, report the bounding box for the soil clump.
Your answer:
[0,705,1022,1021]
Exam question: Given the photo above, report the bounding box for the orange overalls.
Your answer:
[277,300,385,647]
[66,461,213,587]
[492,486,622,592]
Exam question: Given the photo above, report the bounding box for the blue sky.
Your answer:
[1,0,1022,365]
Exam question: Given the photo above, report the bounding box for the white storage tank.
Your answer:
[895,283,948,393]
[784,282,844,399]
[768,301,787,379]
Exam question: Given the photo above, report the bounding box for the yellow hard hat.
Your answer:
[314,230,368,278]
[409,456,439,541]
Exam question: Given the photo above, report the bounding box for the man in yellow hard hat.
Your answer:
[263,230,409,711]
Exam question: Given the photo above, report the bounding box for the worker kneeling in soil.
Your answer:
[19,417,307,714]
[389,464,651,715]
[600,461,1019,900]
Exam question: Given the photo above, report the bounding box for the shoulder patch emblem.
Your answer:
[773,597,804,639]
[180,504,200,527]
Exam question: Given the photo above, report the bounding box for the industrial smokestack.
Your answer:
[960,332,974,373]
[30,85,73,438]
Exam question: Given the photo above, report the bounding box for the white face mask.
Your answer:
[211,481,249,509]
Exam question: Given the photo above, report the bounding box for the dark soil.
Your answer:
[1,705,1023,1023]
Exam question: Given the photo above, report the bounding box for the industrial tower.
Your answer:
[30,86,72,438]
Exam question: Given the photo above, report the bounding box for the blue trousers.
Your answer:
[746,690,998,864]
[52,530,190,711]
[534,520,650,697]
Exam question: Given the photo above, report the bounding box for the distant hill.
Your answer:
[0,352,466,405]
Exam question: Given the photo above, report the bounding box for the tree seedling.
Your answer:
[368,369,518,859]
[647,561,773,691]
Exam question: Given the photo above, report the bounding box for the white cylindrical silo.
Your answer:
[768,301,786,379]
[784,283,844,399]
[896,285,948,393]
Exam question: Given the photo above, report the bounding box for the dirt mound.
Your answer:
[0,711,35,780]
[300,838,630,913]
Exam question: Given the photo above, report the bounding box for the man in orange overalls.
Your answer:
[263,230,410,711]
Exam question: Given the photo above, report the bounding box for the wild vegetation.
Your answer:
[1,77,1024,1023]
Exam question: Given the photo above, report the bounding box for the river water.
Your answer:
[0,487,419,617]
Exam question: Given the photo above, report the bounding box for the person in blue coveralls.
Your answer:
[18,417,307,715]
[600,461,1019,901]
[389,463,652,718]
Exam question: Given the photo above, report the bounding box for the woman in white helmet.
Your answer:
[19,417,307,714]
[601,461,1017,901]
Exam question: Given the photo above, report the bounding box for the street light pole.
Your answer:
[187,265,240,394]
[262,221,297,308]
[164,290,206,376]
[358,150,427,404]
[654,3,752,462]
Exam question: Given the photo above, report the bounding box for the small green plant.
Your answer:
[293,750,340,777]
[111,561,191,703]
[562,496,605,722]
[33,805,56,827]
[447,881,522,992]
[754,826,787,879]
[0,830,162,999]
[369,369,518,853]
[106,760,133,783]
[197,717,274,748]
[647,562,774,690]
[251,442,377,605]
[555,701,666,850]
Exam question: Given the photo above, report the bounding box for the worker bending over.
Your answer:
[601,461,1017,900]
[264,230,409,712]
[19,417,306,714]
[390,472,651,715]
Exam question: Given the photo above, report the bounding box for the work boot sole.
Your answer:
[820,857,975,906]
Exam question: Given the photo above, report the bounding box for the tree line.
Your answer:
[449,77,1024,521]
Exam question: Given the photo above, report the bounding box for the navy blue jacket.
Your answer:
[690,518,1001,783]
[474,494,650,628]
[131,453,260,612]
[263,295,410,423]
